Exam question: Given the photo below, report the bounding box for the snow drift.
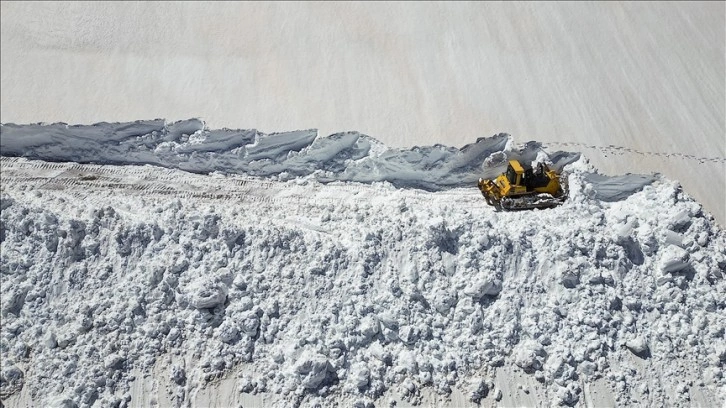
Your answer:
[1,121,724,408]
[0,119,587,191]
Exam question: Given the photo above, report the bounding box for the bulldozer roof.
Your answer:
[508,160,525,173]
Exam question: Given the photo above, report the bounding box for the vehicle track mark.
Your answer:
[1,158,471,210]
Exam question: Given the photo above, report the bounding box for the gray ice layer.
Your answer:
[0,118,653,197]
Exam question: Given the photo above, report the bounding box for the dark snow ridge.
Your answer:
[2,118,592,191]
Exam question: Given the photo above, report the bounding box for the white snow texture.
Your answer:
[1,122,725,408]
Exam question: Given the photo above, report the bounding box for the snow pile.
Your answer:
[1,119,586,190]
[1,148,725,407]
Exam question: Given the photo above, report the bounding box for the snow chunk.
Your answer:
[463,275,502,300]
[348,362,370,390]
[185,276,228,309]
[217,321,240,344]
[433,289,458,314]
[0,365,24,397]
[294,351,336,390]
[104,354,126,369]
[625,337,650,358]
[514,339,547,373]
[46,397,79,408]
[659,245,690,274]
[469,378,491,403]
[238,311,260,338]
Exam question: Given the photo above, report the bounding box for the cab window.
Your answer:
[506,166,517,185]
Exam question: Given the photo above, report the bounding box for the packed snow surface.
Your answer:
[1,127,725,408]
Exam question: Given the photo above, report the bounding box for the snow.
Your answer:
[0,120,551,191]
[1,2,724,406]
[579,173,658,203]
[1,129,725,407]
[2,2,723,225]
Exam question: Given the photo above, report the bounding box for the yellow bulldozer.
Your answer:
[478,159,567,211]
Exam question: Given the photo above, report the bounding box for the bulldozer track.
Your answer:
[0,158,412,207]
[1,158,281,203]
[1,157,480,211]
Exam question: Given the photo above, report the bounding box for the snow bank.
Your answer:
[581,172,660,202]
[1,118,658,204]
[1,154,724,407]
[0,119,595,192]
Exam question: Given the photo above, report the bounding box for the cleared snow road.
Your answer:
[0,157,461,210]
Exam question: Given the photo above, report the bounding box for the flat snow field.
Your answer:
[1,2,724,225]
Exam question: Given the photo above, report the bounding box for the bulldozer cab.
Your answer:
[506,160,524,186]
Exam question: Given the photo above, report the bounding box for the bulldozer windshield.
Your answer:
[506,165,518,185]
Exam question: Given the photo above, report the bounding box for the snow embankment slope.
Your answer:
[1,119,584,191]
[1,128,725,407]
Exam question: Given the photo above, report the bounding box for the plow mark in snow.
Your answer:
[0,157,459,207]
[1,157,295,204]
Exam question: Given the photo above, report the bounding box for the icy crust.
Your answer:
[1,167,725,407]
[1,119,581,190]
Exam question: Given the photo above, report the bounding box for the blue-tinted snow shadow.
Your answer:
[1,119,653,199]
[581,172,657,202]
